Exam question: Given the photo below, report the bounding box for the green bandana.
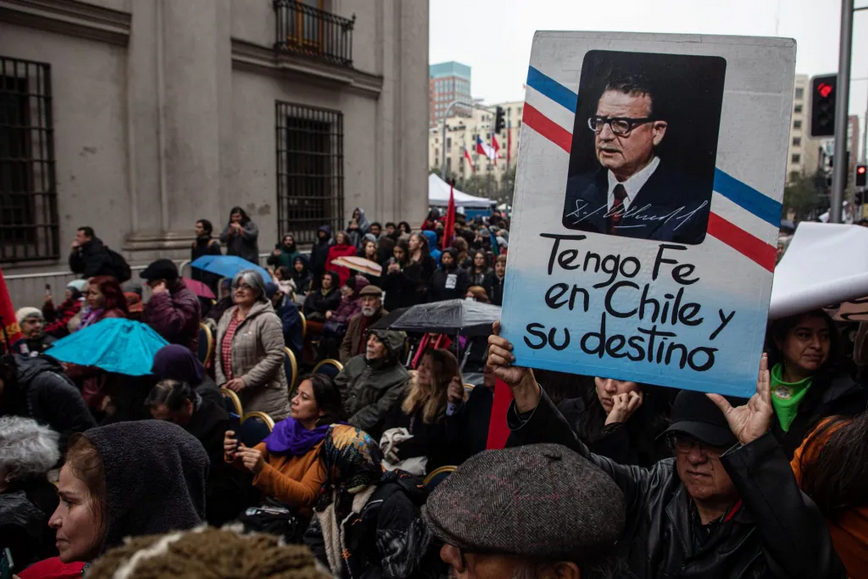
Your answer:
[770,363,812,432]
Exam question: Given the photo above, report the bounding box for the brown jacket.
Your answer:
[215,300,290,420]
[338,308,387,364]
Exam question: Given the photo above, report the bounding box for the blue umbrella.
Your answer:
[191,255,270,283]
[47,318,169,376]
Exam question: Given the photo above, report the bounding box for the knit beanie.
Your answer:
[16,307,43,325]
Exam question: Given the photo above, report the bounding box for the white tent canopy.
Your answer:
[428,174,494,209]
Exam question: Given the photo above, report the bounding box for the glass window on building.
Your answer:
[794,104,803,114]
[791,153,801,164]
[795,87,804,99]
[793,137,801,147]
[793,120,802,129]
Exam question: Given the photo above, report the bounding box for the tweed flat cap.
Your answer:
[426,444,625,561]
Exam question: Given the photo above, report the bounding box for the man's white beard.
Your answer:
[362,306,376,317]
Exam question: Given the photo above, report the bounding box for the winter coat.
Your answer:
[309,225,333,280]
[327,243,360,287]
[429,266,471,302]
[347,208,371,249]
[220,221,260,264]
[215,300,291,421]
[267,243,300,270]
[451,384,493,462]
[507,388,847,579]
[274,295,304,359]
[335,330,409,439]
[1,355,96,453]
[382,390,465,474]
[466,267,490,287]
[0,478,59,567]
[68,237,113,279]
[290,256,313,295]
[303,288,341,318]
[483,271,505,306]
[10,333,56,357]
[339,308,387,364]
[405,256,437,306]
[142,280,201,354]
[382,261,417,311]
[184,391,247,526]
[191,235,222,289]
[82,421,209,552]
[771,373,868,459]
[42,298,82,338]
[304,470,438,579]
[556,395,672,468]
[330,296,362,328]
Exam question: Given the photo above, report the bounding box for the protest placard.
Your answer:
[501,32,795,397]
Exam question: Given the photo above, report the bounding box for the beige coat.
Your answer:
[215,300,290,421]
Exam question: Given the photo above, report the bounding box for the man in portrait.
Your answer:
[562,73,711,244]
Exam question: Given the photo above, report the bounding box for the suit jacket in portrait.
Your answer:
[562,162,711,244]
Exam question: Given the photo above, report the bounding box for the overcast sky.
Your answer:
[429,0,868,121]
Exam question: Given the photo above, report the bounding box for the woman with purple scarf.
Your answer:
[224,374,344,517]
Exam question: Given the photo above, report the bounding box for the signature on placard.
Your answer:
[565,200,710,231]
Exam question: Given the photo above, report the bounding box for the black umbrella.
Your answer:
[370,299,501,336]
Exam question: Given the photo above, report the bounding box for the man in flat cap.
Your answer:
[426,443,626,579]
[487,323,846,579]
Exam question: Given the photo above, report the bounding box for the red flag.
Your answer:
[0,267,22,352]
[463,147,475,173]
[486,378,513,450]
[443,180,456,250]
[507,121,512,167]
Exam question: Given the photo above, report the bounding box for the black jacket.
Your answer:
[483,271,505,306]
[303,289,341,317]
[10,333,56,357]
[382,397,465,474]
[2,355,96,453]
[772,374,868,459]
[383,263,417,311]
[404,256,437,306]
[507,389,846,579]
[428,267,471,302]
[68,237,113,278]
[305,471,439,579]
[557,396,671,468]
[309,225,334,280]
[450,384,493,463]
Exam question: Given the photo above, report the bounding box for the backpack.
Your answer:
[105,247,131,283]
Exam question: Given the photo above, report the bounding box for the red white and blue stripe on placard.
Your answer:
[523,66,781,273]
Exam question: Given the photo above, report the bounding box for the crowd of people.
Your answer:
[2,204,868,579]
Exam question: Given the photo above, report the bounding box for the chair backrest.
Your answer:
[219,388,243,417]
[284,347,298,396]
[313,358,343,380]
[299,311,307,340]
[237,411,275,448]
[198,323,214,367]
[423,465,457,492]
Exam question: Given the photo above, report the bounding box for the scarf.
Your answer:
[80,306,104,328]
[317,486,377,578]
[264,416,331,456]
[316,425,383,511]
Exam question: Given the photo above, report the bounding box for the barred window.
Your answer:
[0,56,58,262]
[276,101,344,245]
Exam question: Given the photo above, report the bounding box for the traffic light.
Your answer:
[810,74,837,137]
[857,164,867,188]
[494,106,505,133]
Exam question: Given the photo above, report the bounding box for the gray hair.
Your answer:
[232,269,267,302]
[0,416,60,479]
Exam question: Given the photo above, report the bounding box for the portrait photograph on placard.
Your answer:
[562,50,726,245]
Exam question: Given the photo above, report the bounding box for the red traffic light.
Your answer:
[859,166,867,175]
[818,82,833,98]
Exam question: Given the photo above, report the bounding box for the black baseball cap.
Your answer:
[660,390,745,447]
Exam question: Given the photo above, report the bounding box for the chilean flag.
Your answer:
[476,135,498,161]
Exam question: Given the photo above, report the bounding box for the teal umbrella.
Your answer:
[47,318,169,376]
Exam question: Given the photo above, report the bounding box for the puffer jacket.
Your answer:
[142,280,201,353]
[1,355,96,453]
[215,300,291,421]
[334,329,409,439]
[507,389,846,579]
